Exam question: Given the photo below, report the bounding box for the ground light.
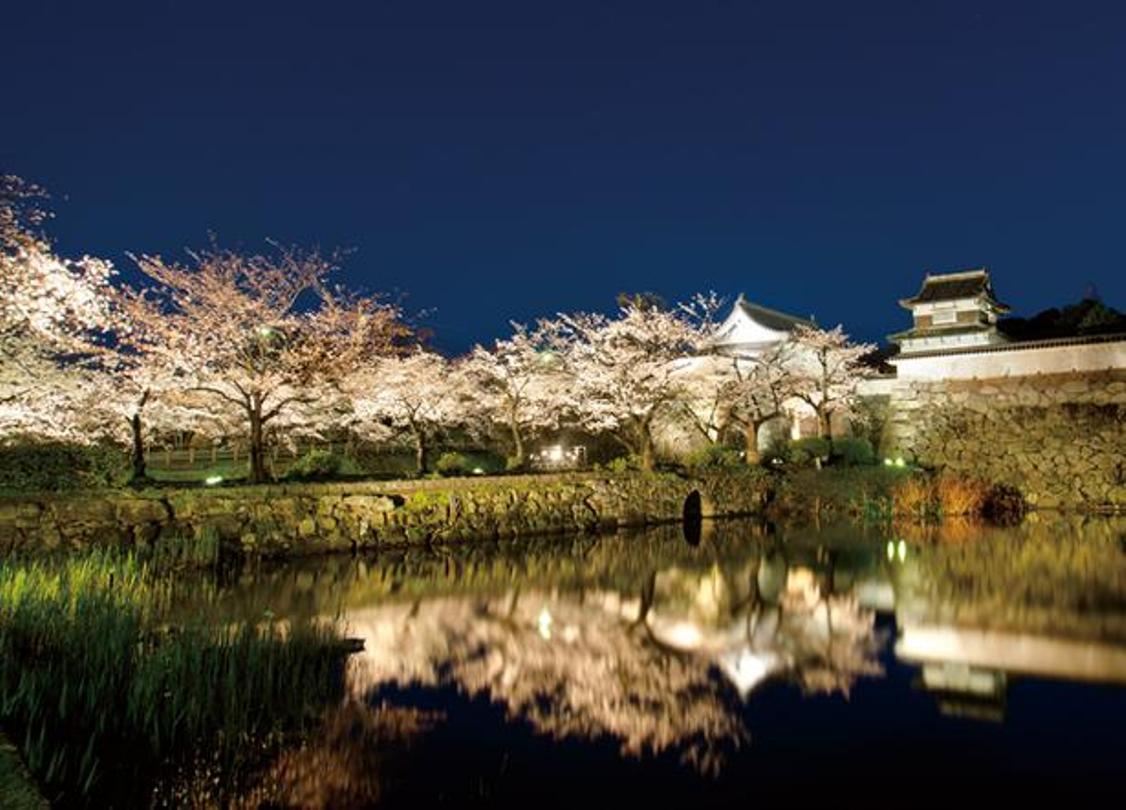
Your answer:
[205,475,223,486]
[537,607,553,640]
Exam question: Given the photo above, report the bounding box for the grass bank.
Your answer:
[769,466,1027,523]
[0,551,350,807]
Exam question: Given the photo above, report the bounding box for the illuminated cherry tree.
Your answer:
[789,324,876,438]
[345,351,471,474]
[121,243,408,482]
[0,176,119,442]
[549,294,721,471]
[684,345,799,463]
[462,322,566,469]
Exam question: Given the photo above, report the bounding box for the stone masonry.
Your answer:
[883,370,1126,510]
[0,470,771,557]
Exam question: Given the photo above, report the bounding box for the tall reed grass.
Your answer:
[0,551,346,807]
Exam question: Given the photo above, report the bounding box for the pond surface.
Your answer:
[170,515,1126,807]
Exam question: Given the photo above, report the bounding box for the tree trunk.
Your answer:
[248,398,267,484]
[639,427,656,472]
[743,422,762,466]
[130,412,147,481]
[509,415,525,470]
[817,408,832,439]
[414,430,428,474]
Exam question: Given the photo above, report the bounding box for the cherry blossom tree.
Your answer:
[789,325,876,438]
[549,294,721,471]
[121,243,408,482]
[684,345,798,463]
[461,322,566,469]
[0,176,119,443]
[345,351,471,474]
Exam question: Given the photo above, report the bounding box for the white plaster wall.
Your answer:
[891,339,1126,381]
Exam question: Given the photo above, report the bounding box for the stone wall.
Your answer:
[884,370,1126,510]
[0,471,771,557]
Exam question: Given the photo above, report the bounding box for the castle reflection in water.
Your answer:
[184,513,1126,779]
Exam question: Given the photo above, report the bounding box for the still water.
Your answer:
[177,515,1126,807]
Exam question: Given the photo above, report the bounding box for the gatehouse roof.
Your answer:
[899,268,1011,312]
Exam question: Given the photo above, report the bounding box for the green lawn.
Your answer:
[144,459,250,484]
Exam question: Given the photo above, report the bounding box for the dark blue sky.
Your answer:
[4,0,1125,351]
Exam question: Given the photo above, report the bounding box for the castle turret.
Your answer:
[890,268,1010,354]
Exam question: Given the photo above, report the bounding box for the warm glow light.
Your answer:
[662,621,704,650]
[886,541,896,561]
[897,540,907,562]
[204,475,223,485]
[472,467,485,475]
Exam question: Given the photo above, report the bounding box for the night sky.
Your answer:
[4,0,1125,352]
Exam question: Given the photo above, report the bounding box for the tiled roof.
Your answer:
[888,323,996,341]
[899,268,1011,311]
[735,296,815,332]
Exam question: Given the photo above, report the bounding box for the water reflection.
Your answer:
[177,514,1126,794]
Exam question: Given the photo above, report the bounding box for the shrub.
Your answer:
[686,444,744,470]
[982,483,1027,524]
[830,437,876,467]
[891,474,935,519]
[0,440,130,491]
[789,437,831,467]
[435,452,472,477]
[462,451,505,475]
[760,440,791,468]
[769,466,911,520]
[933,472,989,516]
[606,455,641,474]
[286,449,343,481]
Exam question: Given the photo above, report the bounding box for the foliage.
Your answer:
[685,443,744,470]
[0,551,345,807]
[546,293,723,471]
[435,451,473,477]
[830,437,875,467]
[681,345,796,457]
[0,440,130,491]
[932,472,989,517]
[890,474,934,519]
[789,324,877,436]
[121,242,410,482]
[788,437,831,466]
[345,351,471,474]
[888,472,992,519]
[605,454,642,474]
[760,440,792,468]
[770,466,914,520]
[462,322,566,468]
[1001,297,1126,340]
[285,448,344,481]
[982,483,1028,524]
[847,396,889,453]
[147,526,221,569]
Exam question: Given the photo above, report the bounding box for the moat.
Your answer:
[4,513,1126,807]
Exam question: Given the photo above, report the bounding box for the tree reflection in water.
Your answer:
[163,514,1126,802]
[343,527,884,773]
